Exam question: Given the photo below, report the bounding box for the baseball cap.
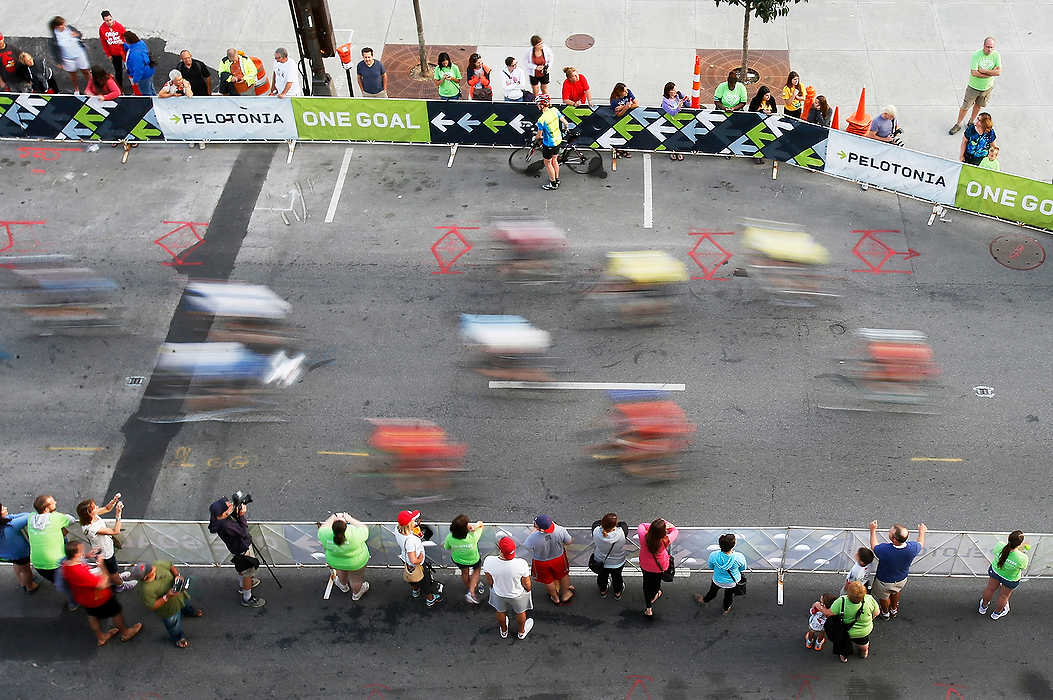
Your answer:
[397,509,421,527]
[126,562,151,581]
[498,536,516,556]
[534,514,554,533]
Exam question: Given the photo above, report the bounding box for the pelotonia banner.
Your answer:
[292,97,431,142]
[0,93,162,141]
[955,165,1053,232]
[154,96,297,140]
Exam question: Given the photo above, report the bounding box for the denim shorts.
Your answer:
[988,566,1021,589]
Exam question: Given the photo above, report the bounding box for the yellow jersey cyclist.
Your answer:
[534,93,569,191]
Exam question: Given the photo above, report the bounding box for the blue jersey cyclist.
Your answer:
[534,93,569,191]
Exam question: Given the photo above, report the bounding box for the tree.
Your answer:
[412,0,428,76]
[713,0,807,82]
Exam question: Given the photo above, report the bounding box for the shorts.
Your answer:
[102,556,118,575]
[456,558,481,574]
[488,589,533,614]
[84,596,121,619]
[402,563,424,583]
[541,144,559,159]
[0,556,31,566]
[871,576,907,600]
[231,553,259,578]
[529,71,550,87]
[988,566,1021,589]
[364,89,389,99]
[850,634,871,646]
[37,567,58,583]
[809,620,825,632]
[60,49,90,73]
[962,84,994,109]
[531,553,569,584]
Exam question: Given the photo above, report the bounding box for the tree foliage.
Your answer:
[713,0,808,80]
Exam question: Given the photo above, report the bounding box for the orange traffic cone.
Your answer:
[801,85,816,122]
[831,105,840,130]
[691,55,701,109]
[845,87,871,135]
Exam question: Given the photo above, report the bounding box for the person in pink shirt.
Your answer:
[85,65,121,99]
[638,518,678,617]
[97,10,126,94]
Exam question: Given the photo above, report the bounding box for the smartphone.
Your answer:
[676,91,683,99]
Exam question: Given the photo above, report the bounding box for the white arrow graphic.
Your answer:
[594,127,627,150]
[631,107,662,123]
[509,113,530,134]
[761,113,794,138]
[431,112,454,132]
[645,117,680,142]
[457,113,481,131]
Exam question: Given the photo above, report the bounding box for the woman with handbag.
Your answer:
[466,53,492,101]
[820,580,879,662]
[590,513,628,599]
[695,532,747,614]
[638,518,678,617]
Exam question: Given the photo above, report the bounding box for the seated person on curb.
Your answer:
[866,105,904,146]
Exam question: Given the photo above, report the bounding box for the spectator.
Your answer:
[175,50,211,97]
[0,33,22,92]
[84,65,121,99]
[26,494,71,584]
[865,105,903,145]
[950,36,1001,135]
[590,513,628,598]
[97,10,126,94]
[158,69,193,98]
[443,514,485,604]
[465,53,492,101]
[270,47,301,98]
[638,518,678,617]
[960,112,996,166]
[820,581,879,662]
[661,82,688,161]
[805,593,837,651]
[979,143,1001,171]
[782,71,804,118]
[208,497,265,608]
[75,496,134,590]
[433,52,461,101]
[807,94,832,127]
[355,47,387,98]
[844,546,874,594]
[610,82,638,158]
[317,512,370,600]
[747,84,777,116]
[0,502,38,593]
[47,16,90,94]
[714,70,747,112]
[482,536,534,639]
[394,509,442,607]
[562,66,592,106]
[501,56,526,102]
[15,52,58,94]
[525,514,574,605]
[979,530,1028,620]
[123,31,156,96]
[868,520,926,619]
[62,542,142,646]
[218,48,258,97]
[524,35,553,97]
[695,532,747,614]
[130,560,202,648]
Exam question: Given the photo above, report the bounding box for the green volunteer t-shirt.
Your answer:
[990,544,1027,581]
[968,49,1001,91]
[830,594,879,639]
[714,81,747,110]
[139,560,190,618]
[443,528,483,566]
[318,525,370,571]
[434,65,462,97]
[27,512,72,570]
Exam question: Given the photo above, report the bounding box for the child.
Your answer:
[979,144,1000,171]
[844,546,874,593]
[806,594,837,650]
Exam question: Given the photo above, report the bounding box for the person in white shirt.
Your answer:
[394,510,442,607]
[482,536,534,639]
[270,47,302,98]
[502,56,527,102]
[158,69,194,98]
[843,546,875,594]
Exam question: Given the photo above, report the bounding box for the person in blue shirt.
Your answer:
[695,532,748,614]
[0,503,38,593]
[868,520,926,619]
[609,82,638,159]
[534,93,568,191]
[123,31,155,96]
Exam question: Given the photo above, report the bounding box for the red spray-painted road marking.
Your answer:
[625,675,653,700]
[0,221,47,265]
[851,229,919,274]
[18,146,82,162]
[793,673,819,699]
[688,231,733,281]
[363,684,389,699]
[31,169,46,174]
[934,683,966,699]
[155,221,209,266]
[431,226,477,274]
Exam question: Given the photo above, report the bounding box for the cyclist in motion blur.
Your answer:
[535,93,569,191]
[366,419,467,502]
[588,391,697,480]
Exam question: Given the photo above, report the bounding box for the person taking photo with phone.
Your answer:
[129,560,203,648]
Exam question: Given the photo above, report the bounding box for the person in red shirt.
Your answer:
[0,34,21,91]
[98,10,127,94]
[61,541,142,646]
[561,66,592,106]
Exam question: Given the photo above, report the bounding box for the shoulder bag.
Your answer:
[823,595,865,656]
[588,539,616,575]
[660,541,676,582]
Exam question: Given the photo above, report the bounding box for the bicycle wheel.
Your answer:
[565,146,602,174]
[509,146,544,173]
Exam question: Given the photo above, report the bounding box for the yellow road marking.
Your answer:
[46,446,105,451]
[317,450,370,456]
[910,457,963,462]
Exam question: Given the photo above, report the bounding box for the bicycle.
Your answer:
[508,125,602,175]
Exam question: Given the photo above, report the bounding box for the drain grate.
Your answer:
[990,235,1045,270]
[126,376,145,386]
[565,34,595,51]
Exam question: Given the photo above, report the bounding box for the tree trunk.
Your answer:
[413,0,428,74]
[740,1,751,81]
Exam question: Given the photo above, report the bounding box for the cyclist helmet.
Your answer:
[535,93,551,107]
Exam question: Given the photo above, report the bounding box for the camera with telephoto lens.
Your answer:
[231,490,253,509]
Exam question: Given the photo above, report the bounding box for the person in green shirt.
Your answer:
[443,514,484,604]
[979,530,1028,620]
[132,560,202,648]
[950,36,1001,134]
[821,581,879,662]
[26,494,73,582]
[713,70,747,112]
[979,143,1000,171]
[317,512,371,600]
[434,52,461,100]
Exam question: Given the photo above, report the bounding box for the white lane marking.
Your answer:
[489,381,685,391]
[324,147,354,223]
[642,153,653,229]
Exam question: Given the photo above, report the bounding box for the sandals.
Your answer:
[549,594,561,605]
[176,638,190,648]
[120,623,143,642]
[97,628,119,647]
[190,608,205,617]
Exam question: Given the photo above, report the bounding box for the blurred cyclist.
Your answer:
[534,93,568,191]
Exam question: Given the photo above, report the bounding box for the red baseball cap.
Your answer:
[397,509,420,526]
[498,536,516,556]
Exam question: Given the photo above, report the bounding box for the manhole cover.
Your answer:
[565,34,594,51]
[990,235,1045,270]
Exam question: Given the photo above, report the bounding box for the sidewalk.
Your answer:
[3,1,1050,178]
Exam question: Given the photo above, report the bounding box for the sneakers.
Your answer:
[991,603,1010,620]
[949,124,962,135]
[889,607,899,619]
[411,588,422,598]
[805,634,814,649]
[465,592,480,605]
[240,596,266,608]
[541,181,559,190]
[425,593,443,608]
[978,598,989,615]
[880,611,891,620]
[814,638,825,651]
[518,618,535,640]
[599,588,608,599]
[334,579,350,593]
[352,581,370,601]
[499,626,508,639]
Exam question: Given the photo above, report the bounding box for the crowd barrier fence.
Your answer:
[2,93,1050,233]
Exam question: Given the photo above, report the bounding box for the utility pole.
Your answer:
[288,0,336,96]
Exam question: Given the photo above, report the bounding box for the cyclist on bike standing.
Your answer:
[534,93,569,191]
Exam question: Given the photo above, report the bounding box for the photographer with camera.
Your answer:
[208,493,265,608]
[129,560,203,648]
